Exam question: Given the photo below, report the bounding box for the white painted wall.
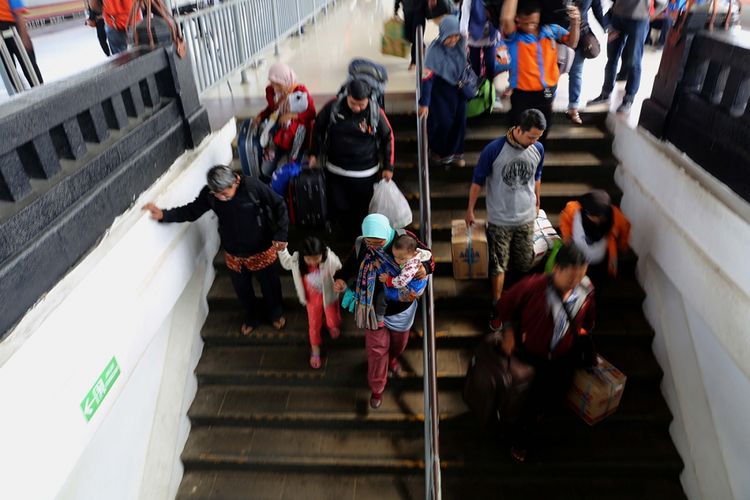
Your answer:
[0,119,236,500]
[610,117,750,500]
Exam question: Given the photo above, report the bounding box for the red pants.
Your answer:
[305,290,342,347]
[365,327,410,395]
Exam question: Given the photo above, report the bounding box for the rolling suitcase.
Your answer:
[237,118,262,177]
[290,167,328,229]
[463,331,535,429]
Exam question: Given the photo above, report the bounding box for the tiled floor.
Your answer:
[11,0,670,128]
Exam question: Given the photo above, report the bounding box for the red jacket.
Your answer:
[258,83,316,151]
[498,274,596,360]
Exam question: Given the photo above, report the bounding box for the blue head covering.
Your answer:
[424,15,467,86]
[361,213,396,247]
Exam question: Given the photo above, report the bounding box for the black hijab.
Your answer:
[579,190,613,243]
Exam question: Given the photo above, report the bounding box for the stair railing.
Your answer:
[415,25,442,500]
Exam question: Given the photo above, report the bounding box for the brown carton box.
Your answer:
[451,219,489,279]
[567,354,627,425]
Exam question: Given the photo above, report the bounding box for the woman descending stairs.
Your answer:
[176,110,685,500]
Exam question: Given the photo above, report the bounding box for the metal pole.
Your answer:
[10,28,39,86]
[415,25,441,500]
[232,3,248,83]
[295,0,302,36]
[270,0,280,56]
[0,30,24,92]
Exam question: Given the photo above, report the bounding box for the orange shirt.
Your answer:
[0,0,17,23]
[505,25,569,91]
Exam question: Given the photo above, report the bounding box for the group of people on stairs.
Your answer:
[141,1,635,462]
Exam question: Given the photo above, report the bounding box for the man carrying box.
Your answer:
[490,243,596,462]
[466,108,546,305]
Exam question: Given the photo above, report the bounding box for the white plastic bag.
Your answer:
[369,179,412,229]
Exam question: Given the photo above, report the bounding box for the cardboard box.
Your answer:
[532,209,560,267]
[451,219,489,280]
[567,355,627,425]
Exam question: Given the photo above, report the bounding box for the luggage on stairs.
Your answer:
[290,167,328,229]
[463,331,536,429]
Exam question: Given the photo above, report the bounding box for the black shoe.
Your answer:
[616,100,633,114]
[587,93,610,107]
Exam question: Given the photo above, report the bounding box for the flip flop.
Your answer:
[567,109,583,125]
[241,324,254,336]
[510,446,527,463]
[309,353,322,369]
[272,317,286,330]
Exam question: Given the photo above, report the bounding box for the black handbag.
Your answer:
[580,25,601,59]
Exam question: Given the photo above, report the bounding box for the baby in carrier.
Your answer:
[378,234,432,303]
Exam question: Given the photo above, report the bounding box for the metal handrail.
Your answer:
[174,0,335,94]
[415,25,441,500]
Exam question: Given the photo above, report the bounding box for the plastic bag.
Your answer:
[369,179,412,229]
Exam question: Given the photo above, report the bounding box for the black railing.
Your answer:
[639,17,750,202]
[415,25,441,500]
[0,46,210,339]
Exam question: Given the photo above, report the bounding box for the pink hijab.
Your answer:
[268,62,297,90]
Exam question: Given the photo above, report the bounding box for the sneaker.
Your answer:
[616,100,633,114]
[587,93,610,107]
[370,392,383,409]
[449,155,466,168]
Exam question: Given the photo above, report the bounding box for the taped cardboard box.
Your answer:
[451,219,489,279]
[566,354,627,425]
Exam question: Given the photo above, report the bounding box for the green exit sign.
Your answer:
[80,356,121,422]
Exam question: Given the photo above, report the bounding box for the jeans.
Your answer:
[567,48,587,110]
[105,25,128,55]
[602,15,650,101]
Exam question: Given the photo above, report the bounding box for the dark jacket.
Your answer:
[311,98,395,172]
[334,229,434,317]
[498,274,596,360]
[161,176,289,257]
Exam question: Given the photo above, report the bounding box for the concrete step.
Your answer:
[399,179,622,213]
[194,337,662,388]
[177,470,687,500]
[180,425,681,477]
[395,123,611,153]
[207,268,646,313]
[200,305,654,348]
[187,381,671,430]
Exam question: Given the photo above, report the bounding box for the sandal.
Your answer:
[309,353,322,369]
[272,317,286,330]
[240,323,254,336]
[329,328,341,340]
[510,446,527,463]
[567,109,583,125]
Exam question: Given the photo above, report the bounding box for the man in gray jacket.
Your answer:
[587,0,651,114]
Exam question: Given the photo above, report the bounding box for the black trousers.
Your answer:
[469,45,496,81]
[228,264,283,327]
[95,17,111,56]
[509,87,555,144]
[0,21,43,91]
[404,8,426,65]
[510,349,578,449]
[326,170,378,242]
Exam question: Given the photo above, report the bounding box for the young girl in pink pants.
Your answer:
[279,237,343,369]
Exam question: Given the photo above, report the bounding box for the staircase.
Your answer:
[176,110,686,499]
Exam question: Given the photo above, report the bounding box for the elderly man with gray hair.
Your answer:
[144,165,289,336]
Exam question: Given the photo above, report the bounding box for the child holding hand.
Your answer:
[279,237,342,369]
